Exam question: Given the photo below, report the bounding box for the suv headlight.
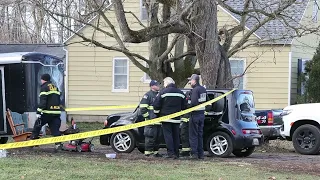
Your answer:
[280,109,292,116]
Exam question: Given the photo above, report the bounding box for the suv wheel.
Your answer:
[232,147,255,157]
[110,131,136,153]
[206,131,233,158]
[292,124,320,155]
[0,137,8,144]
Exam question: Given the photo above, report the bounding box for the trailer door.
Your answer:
[0,67,6,133]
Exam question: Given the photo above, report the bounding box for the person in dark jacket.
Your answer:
[180,90,192,157]
[139,80,162,157]
[30,74,62,151]
[188,74,207,159]
[153,77,187,159]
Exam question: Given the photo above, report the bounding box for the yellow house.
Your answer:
[64,0,320,122]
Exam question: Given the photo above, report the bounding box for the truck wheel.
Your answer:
[232,147,255,157]
[0,137,8,144]
[292,124,320,155]
[206,131,233,158]
[110,131,136,153]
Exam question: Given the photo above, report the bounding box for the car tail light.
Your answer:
[267,111,273,125]
[242,129,262,134]
[104,120,108,126]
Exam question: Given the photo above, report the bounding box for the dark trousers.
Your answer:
[144,125,162,154]
[189,113,205,158]
[31,115,61,140]
[162,122,180,156]
[181,122,190,151]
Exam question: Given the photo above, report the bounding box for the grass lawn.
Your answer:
[0,156,318,180]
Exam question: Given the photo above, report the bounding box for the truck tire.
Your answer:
[0,137,8,144]
[110,131,136,153]
[206,131,233,158]
[292,124,320,155]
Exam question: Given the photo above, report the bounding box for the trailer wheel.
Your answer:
[0,137,8,144]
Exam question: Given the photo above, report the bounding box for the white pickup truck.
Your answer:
[280,103,320,155]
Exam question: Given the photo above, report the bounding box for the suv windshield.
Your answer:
[237,92,255,121]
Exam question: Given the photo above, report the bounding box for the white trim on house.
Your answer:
[63,46,69,107]
[217,5,261,40]
[229,57,246,89]
[112,57,130,92]
[288,52,292,106]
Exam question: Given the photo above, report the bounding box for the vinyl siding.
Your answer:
[291,0,320,104]
[66,0,290,117]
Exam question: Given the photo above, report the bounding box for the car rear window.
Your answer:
[237,92,255,121]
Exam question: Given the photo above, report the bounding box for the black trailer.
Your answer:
[0,52,65,143]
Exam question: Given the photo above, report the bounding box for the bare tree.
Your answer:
[27,0,320,88]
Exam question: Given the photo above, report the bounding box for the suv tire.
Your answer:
[232,147,255,157]
[206,131,233,158]
[0,137,8,144]
[110,131,136,153]
[292,124,320,155]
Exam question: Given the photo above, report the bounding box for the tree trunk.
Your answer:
[191,0,221,89]
[216,45,234,88]
[148,1,172,82]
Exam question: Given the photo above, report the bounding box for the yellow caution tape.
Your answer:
[0,89,236,150]
[65,104,137,112]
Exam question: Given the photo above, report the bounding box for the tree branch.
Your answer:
[165,51,196,63]
[159,34,181,62]
[112,0,188,43]
[40,3,150,70]
[93,0,148,72]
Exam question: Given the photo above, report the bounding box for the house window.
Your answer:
[313,1,319,22]
[143,62,151,83]
[140,0,148,21]
[230,59,245,89]
[113,58,129,92]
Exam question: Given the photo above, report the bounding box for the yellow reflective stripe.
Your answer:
[142,112,149,117]
[182,148,191,151]
[204,111,208,115]
[37,108,43,112]
[139,104,149,108]
[154,110,160,113]
[42,110,61,114]
[181,118,189,122]
[39,91,60,96]
[147,106,154,110]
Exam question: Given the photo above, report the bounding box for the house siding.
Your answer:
[291,0,320,104]
[66,0,290,121]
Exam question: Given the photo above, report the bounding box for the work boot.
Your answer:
[153,153,163,158]
[190,154,199,160]
[164,154,178,159]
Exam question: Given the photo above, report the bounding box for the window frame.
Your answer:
[229,58,246,89]
[112,57,130,92]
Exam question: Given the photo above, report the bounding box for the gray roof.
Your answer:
[224,0,309,44]
[0,44,66,60]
